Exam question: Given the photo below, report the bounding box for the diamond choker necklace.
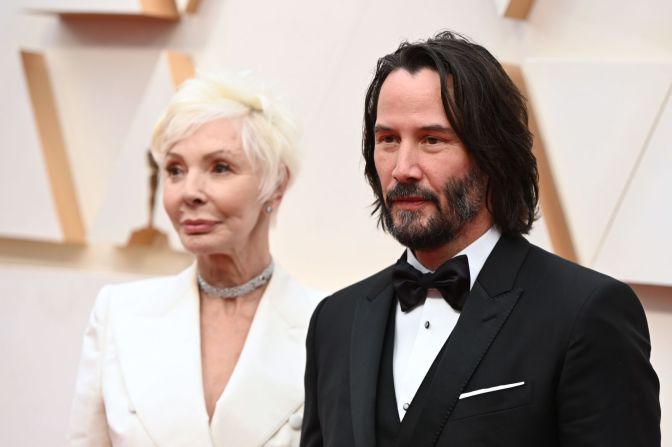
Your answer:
[197,260,274,298]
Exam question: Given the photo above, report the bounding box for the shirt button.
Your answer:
[403,403,409,411]
[424,321,430,329]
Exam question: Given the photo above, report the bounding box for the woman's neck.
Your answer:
[197,247,272,288]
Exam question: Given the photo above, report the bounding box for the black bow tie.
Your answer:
[392,254,470,313]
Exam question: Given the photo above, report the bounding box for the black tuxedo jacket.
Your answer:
[301,235,660,446]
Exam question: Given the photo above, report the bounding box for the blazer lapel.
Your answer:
[397,235,531,447]
[114,264,213,446]
[210,267,314,447]
[350,268,396,447]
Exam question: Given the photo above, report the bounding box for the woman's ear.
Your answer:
[268,166,290,210]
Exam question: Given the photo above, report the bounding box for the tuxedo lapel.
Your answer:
[210,267,313,447]
[113,265,213,446]
[397,235,530,447]
[350,268,396,447]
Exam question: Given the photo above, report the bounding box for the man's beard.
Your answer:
[382,169,486,250]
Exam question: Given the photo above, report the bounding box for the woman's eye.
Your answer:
[213,162,230,173]
[166,164,183,176]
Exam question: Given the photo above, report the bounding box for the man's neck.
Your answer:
[414,212,492,271]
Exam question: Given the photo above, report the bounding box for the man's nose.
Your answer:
[391,143,422,183]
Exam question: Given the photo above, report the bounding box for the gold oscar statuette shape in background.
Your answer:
[127,51,195,247]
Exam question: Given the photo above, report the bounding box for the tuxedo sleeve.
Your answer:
[556,279,660,446]
[66,287,113,447]
[300,298,327,447]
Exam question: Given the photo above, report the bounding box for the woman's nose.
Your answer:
[183,172,206,205]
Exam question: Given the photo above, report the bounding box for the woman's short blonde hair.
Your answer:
[151,72,299,202]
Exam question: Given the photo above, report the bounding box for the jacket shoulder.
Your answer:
[96,265,195,314]
[318,263,396,313]
[520,242,643,323]
[526,243,629,291]
[268,266,326,330]
[102,270,188,295]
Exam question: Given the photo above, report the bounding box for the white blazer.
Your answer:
[67,263,323,447]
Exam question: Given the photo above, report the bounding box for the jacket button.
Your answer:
[289,413,302,430]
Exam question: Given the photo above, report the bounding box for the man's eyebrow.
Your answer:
[374,124,393,133]
[421,124,456,135]
[373,124,457,135]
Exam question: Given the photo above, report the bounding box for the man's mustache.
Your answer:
[385,183,441,208]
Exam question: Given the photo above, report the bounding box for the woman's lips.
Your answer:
[181,219,218,234]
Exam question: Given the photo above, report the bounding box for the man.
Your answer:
[300,31,660,446]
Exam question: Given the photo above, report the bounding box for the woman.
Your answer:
[67,73,322,446]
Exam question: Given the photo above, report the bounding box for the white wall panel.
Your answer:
[90,52,178,247]
[0,51,62,241]
[523,60,672,264]
[0,267,138,446]
[527,215,552,253]
[593,87,672,285]
[24,0,179,19]
[46,49,160,229]
[0,266,142,446]
[25,0,142,14]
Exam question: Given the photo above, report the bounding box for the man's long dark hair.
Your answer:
[363,30,538,236]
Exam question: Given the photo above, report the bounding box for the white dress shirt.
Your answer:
[393,226,501,420]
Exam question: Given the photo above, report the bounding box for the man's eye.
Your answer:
[379,135,397,144]
[425,136,441,144]
[213,162,230,173]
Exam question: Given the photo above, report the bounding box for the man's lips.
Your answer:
[181,219,218,234]
[390,197,429,210]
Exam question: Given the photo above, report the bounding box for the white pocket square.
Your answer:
[459,381,525,400]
